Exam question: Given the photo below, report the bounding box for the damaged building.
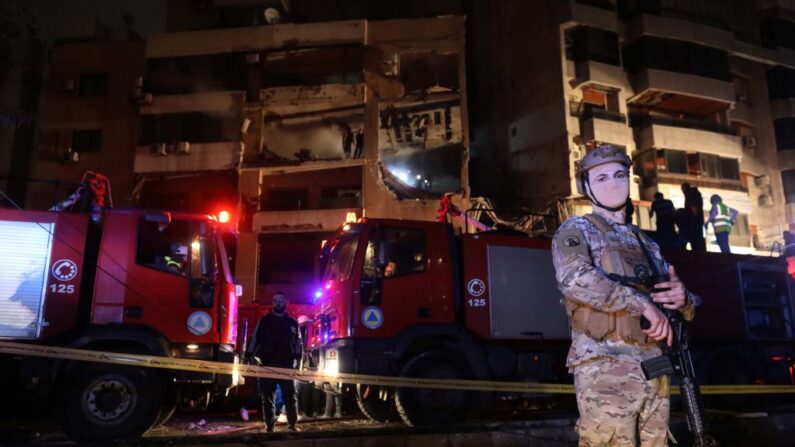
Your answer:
[468,0,795,254]
[141,15,469,305]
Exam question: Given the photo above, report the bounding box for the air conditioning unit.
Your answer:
[245,53,260,64]
[138,93,153,105]
[383,53,399,77]
[151,143,167,157]
[742,135,757,148]
[61,78,76,92]
[758,194,773,207]
[174,141,191,155]
[754,174,771,188]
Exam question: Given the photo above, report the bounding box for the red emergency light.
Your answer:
[218,210,231,224]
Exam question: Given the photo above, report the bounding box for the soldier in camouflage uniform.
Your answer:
[551,145,697,447]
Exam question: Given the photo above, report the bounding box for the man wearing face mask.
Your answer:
[551,145,697,446]
[247,293,302,433]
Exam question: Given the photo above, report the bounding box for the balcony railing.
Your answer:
[633,115,733,135]
[581,107,627,123]
[260,196,362,212]
[575,0,617,12]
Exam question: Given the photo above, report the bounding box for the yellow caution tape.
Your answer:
[0,340,793,395]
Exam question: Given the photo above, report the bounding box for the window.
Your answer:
[700,154,719,178]
[782,170,795,204]
[136,218,191,276]
[684,153,698,176]
[732,75,751,105]
[78,73,108,97]
[622,36,730,81]
[767,66,795,100]
[664,150,688,174]
[381,227,426,279]
[261,188,310,211]
[259,232,332,285]
[72,129,102,153]
[719,158,740,180]
[774,118,795,151]
[322,234,360,282]
[573,27,621,66]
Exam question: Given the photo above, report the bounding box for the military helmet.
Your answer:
[575,145,632,195]
[710,194,722,205]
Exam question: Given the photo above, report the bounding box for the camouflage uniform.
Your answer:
[552,211,696,447]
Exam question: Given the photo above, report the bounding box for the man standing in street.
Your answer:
[247,293,302,433]
[649,192,676,248]
[705,194,738,254]
[682,183,706,251]
[552,145,696,446]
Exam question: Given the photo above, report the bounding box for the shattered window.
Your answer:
[261,107,365,163]
[379,95,464,198]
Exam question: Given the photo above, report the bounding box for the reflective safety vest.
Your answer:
[164,255,182,271]
[713,203,733,233]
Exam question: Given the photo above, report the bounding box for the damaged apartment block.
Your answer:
[136,16,470,305]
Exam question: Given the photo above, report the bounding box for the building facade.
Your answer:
[468,0,795,254]
[139,15,470,305]
[28,32,146,210]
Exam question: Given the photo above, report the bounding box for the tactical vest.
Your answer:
[566,213,654,344]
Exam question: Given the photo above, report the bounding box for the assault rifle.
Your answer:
[639,275,719,447]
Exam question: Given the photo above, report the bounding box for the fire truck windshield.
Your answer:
[321,234,360,282]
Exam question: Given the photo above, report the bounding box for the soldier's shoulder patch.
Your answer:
[554,223,590,258]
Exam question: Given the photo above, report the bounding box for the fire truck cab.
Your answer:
[0,207,239,441]
[309,218,570,425]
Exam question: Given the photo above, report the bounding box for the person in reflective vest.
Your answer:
[705,194,738,254]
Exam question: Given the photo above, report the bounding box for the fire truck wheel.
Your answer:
[394,351,472,426]
[58,363,163,441]
[152,383,178,427]
[356,384,397,422]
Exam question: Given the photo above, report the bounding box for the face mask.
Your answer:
[586,162,629,210]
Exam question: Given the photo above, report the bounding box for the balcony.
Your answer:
[139,91,244,115]
[564,0,619,31]
[133,141,242,174]
[771,98,795,120]
[252,208,360,233]
[579,109,634,147]
[729,101,754,125]
[636,117,743,159]
[624,13,733,49]
[630,68,735,104]
[574,60,628,89]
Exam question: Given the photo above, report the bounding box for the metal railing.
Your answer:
[634,115,734,135]
[581,107,627,124]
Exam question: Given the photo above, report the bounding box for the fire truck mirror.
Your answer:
[190,238,217,279]
[144,211,171,225]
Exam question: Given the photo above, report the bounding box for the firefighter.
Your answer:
[246,293,303,433]
[705,194,738,254]
[551,145,697,446]
[164,242,187,274]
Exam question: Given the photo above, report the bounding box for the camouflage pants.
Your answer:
[573,358,670,447]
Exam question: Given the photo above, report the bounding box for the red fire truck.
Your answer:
[0,177,240,441]
[308,217,795,426]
